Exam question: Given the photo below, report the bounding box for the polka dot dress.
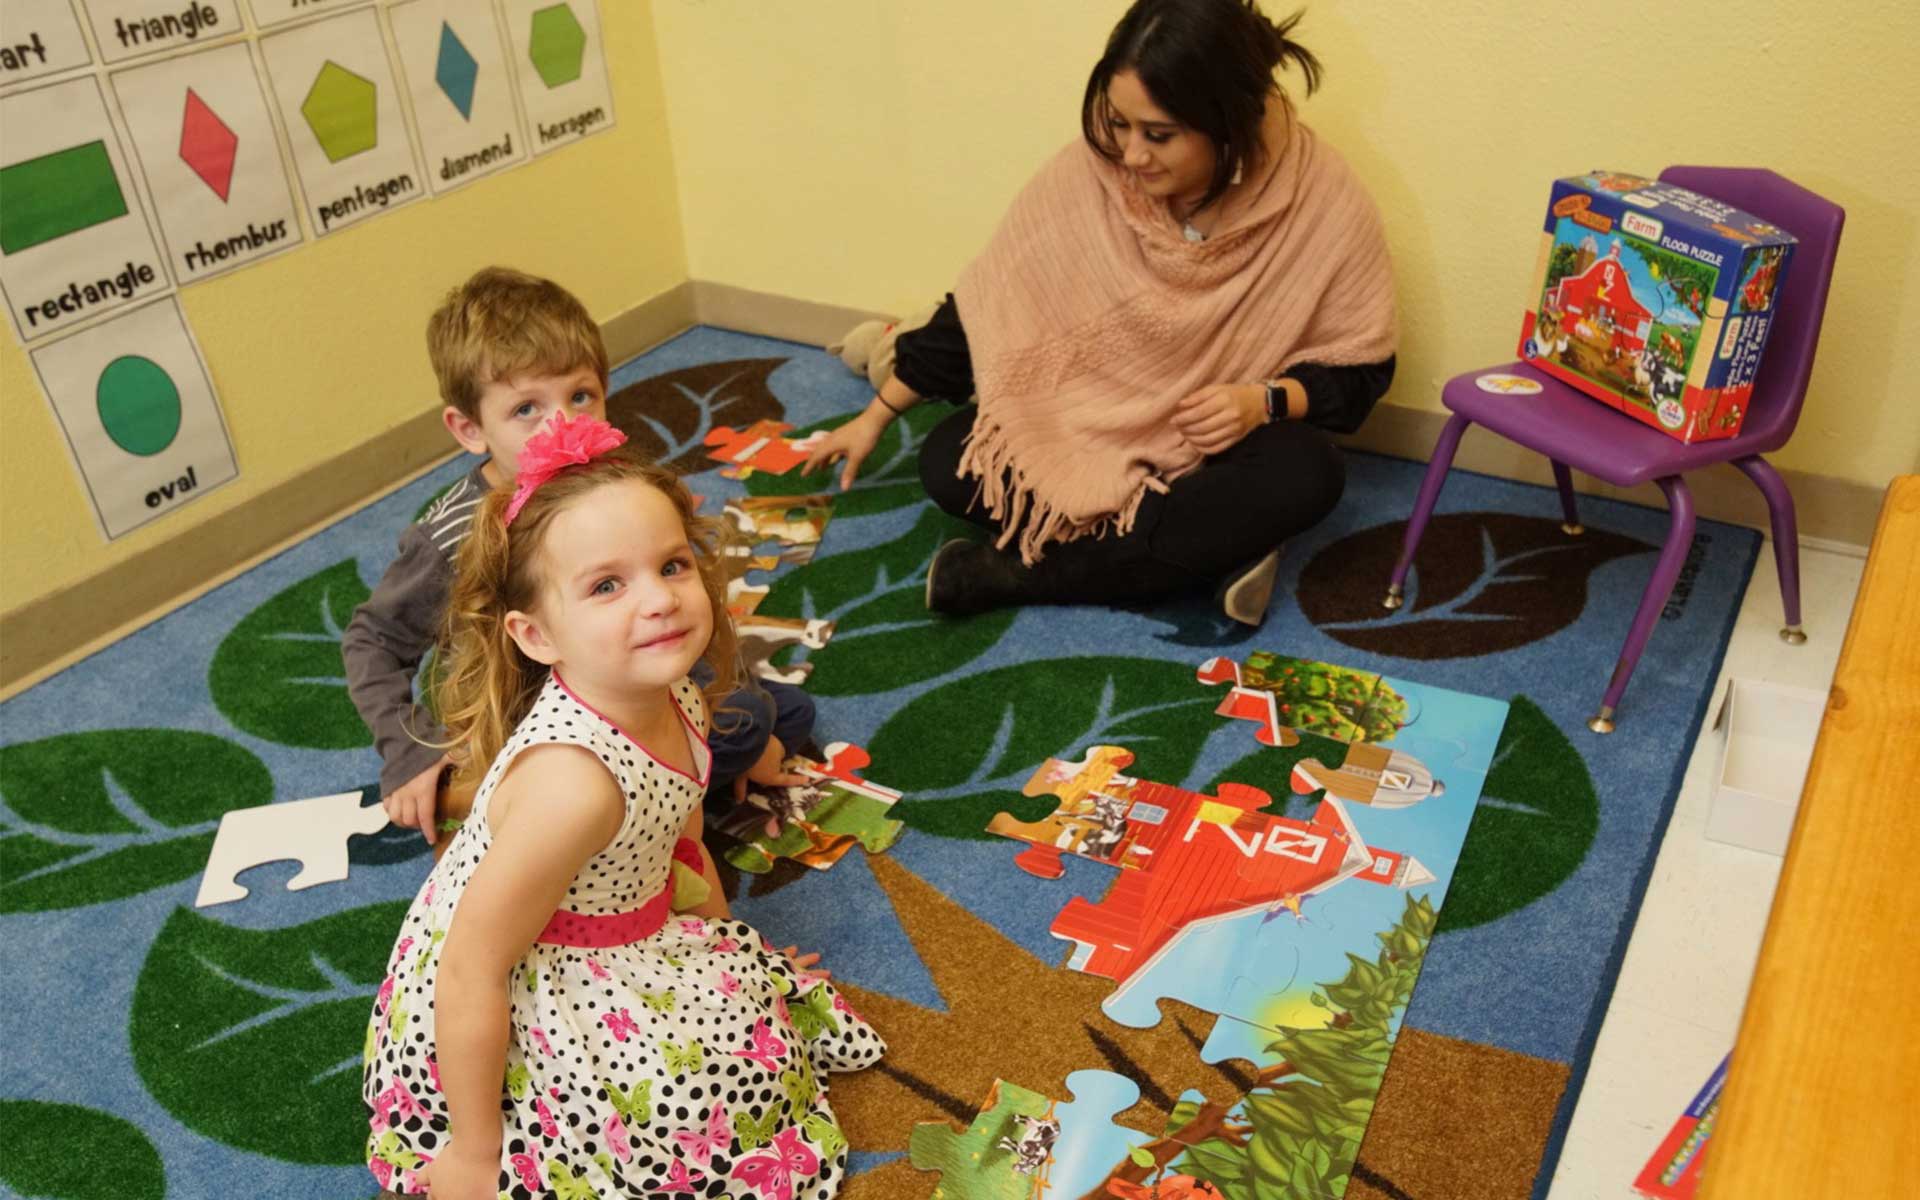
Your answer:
[361,674,886,1198]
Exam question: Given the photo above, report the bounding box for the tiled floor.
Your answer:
[1547,540,1868,1198]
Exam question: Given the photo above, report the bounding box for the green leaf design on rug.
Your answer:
[1436,694,1598,932]
[743,402,947,518]
[0,1100,165,1199]
[209,559,371,748]
[0,729,272,912]
[754,505,1012,695]
[131,901,407,1164]
[870,657,1221,839]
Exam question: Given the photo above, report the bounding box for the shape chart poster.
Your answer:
[499,0,613,157]
[0,75,168,342]
[259,7,425,237]
[0,0,93,86]
[387,0,528,195]
[81,0,246,65]
[31,297,238,539]
[111,41,305,284]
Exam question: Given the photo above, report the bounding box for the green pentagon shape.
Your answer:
[528,4,586,89]
[300,60,377,164]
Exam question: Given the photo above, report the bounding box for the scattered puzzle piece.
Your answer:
[910,1070,1157,1200]
[1197,651,1418,747]
[735,613,835,684]
[724,493,834,548]
[988,746,1434,1031]
[717,742,904,874]
[196,790,390,907]
[704,421,827,479]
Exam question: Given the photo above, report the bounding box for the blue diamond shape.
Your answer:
[435,22,478,121]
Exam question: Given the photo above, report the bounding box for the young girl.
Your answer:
[361,416,884,1199]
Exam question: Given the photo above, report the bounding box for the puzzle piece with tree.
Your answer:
[1196,652,1416,748]
[910,1070,1164,1200]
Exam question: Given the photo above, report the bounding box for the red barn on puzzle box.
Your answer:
[1519,171,1796,444]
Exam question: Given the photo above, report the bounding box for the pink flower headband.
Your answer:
[503,415,628,525]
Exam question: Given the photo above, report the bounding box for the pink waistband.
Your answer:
[534,838,703,949]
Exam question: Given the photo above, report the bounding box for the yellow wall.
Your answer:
[0,1,685,615]
[652,0,1919,488]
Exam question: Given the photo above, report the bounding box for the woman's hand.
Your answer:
[1172,383,1268,456]
[425,1140,499,1200]
[800,405,891,490]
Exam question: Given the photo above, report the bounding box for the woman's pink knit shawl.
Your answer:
[953,106,1396,563]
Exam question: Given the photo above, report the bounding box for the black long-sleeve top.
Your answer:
[893,293,1395,436]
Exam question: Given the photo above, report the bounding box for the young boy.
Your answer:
[343,266,814,846]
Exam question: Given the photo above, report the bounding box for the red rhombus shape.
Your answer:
[180,87,237,202]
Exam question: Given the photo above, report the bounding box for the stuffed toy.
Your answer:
[826,302,940,392]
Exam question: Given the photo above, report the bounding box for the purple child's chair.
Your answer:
[1381,167,1844,733]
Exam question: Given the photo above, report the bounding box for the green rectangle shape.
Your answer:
[0,141,129,256]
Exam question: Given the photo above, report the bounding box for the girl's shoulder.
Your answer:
[670,674,709,735]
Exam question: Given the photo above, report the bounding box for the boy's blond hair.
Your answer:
[426,267,609,418]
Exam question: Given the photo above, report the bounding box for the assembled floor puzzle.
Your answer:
[716,742,905,874]
[969,666,1509,1200]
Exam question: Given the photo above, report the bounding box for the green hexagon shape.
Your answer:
[301,61,377,164]
[529,4,586,89]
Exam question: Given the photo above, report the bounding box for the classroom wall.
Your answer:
[650,0,1919,490]
[0,1,685,618]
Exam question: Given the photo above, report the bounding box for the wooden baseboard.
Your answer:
[1,278,1880,696]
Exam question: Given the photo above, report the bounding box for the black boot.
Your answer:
[925,539,1036,616]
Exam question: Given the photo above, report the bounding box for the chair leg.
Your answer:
[1385,414,1473,610]
[1551,460,1584,534]
[1590,475,1696,734]
[1731,455,1806,643]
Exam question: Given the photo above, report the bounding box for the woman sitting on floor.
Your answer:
[803,0,1398,625]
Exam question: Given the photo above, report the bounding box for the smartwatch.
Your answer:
[1263,379,1284,424]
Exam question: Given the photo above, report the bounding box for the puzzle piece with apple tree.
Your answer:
[989,746,1437,1030]
[717,742,904,874]
[704,420,828,479]
[1196,651,1418,747]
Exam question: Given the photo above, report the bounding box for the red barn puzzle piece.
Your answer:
[988,747,1432,1010]
[704,420,826,479]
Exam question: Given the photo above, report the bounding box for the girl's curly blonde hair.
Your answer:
[432,448,740,794]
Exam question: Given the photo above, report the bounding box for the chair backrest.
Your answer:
[1656,166,1844,450]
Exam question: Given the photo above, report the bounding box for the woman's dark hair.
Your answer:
[1082,0,1322,213]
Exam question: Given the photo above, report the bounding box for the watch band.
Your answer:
[1264,379,1282,424]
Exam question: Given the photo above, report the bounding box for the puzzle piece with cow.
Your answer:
[1196,651,1422,748]
[910,1069,1171,1200]
[717,742,905,874]
[704,420,828,479]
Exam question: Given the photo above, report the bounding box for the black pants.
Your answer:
[918,405,1346,604]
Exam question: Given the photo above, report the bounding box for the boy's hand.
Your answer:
[384,755,452,844]
[735,736,810,835]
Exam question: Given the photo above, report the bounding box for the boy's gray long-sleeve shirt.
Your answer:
[341,465,490,795]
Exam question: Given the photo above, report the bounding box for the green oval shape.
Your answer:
[96,355,181,456]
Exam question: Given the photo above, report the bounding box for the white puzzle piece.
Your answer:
[195,790,389,907]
